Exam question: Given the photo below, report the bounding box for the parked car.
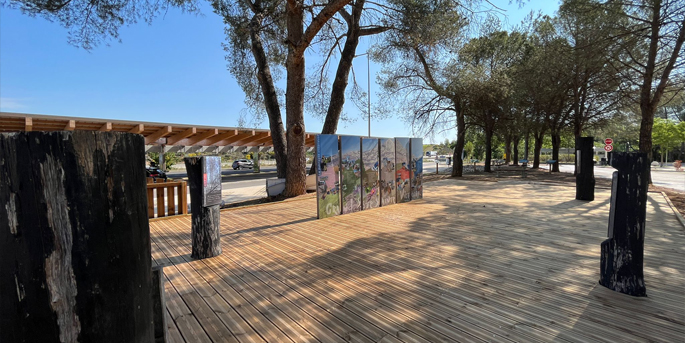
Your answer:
[146,167,167,181]
[232,159,254,170]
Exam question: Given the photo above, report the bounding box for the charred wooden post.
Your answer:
[152,266,167,343]
[184,156,222,259]
[599,152,649,296]
[575,137,595,201]
[0,131,153,342]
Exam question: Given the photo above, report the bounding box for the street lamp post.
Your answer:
[355,52,371,137]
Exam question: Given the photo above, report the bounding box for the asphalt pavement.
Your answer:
[558,164,684,192]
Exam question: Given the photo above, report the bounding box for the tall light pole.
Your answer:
[355,52,371,137]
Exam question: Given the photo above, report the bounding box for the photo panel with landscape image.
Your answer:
[410,138,423,200]
[340,136,363,214]
[361,138,380,210]
[395,137,411,203]
[315,134,341,219]
[379,138,396,206]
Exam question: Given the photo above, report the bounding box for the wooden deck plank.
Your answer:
[221,205,538,343]
[156,218,411,343]
[150,180,685,343]
[153,233,273,343]
[154,221,321,343]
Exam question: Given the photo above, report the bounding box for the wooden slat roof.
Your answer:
[0,112,317,147]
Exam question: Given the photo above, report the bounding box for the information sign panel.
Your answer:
[315,135,341,219]
[379,138,396,206]
[202,156,222,207]
[362,138,380,210]
[340,136,363,214]
[410,138,423,200]
[395,138,411,203]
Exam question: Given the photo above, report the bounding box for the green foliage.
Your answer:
[653,118,685,151]
[148,152,182,170]
[431,139,454,155]
[463,141,475,160]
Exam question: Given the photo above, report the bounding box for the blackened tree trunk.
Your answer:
[250,11,288,178]
[184,157,222,259]
[551,132,561,172]
[575,137,595,201]
[484,128,493,173]
[451,108,466,177]
[600,152,649,296]
[0,131,153,343]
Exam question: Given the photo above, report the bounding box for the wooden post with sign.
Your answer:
[0,131,154,343]
[600,152,649,296]
[184,156,222,259]
[575,137,595,201]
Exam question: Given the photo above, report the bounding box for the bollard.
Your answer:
[184,156,222,259]
[575,137,595,201]
[1,131,154,342]
[599,152,649,296]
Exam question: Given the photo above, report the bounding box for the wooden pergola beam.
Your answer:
[218,130,256,146]
[186,129,218,145]
[24,117,32,131]
[145,126,172,145]
[129,124,144,134]
[204,130,239,146]
[99,122,112,132]
[241,132,272,147]
[64,120,76,131]
[167,127,196,145]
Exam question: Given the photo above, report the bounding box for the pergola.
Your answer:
[0,112,317,156]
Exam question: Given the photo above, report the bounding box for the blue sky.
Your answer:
[0,1,558,143]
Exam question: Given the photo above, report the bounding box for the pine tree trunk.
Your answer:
[484,128,493,173]
[0,131,154,343]
[184,157,222,259]
[504,135,512,165]
[308,5,363,176]
[533,132,544,169]
[512,136,520,166]
[551,132,561,172]
[283,1,307,197]
[451,110,466,177]
[250,11,287,178]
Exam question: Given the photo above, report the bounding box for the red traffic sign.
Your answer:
[604,138,613,145]
[604,145,614,152]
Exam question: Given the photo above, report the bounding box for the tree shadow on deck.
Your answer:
[226,179,684,342]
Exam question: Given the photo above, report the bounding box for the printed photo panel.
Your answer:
[395,137,411,203]
[315,134,341,219]
[410,138,423,200]
[340,136,362,214]
[361,138,380,210]
[379,138,396,206]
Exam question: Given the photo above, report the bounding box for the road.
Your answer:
[558,164,684,192]
[165,163,440,205]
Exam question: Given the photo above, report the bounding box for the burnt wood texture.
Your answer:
[575,136,596,201]
[0,131,154,342]
[600,152,649,296]
[184,157,222,259]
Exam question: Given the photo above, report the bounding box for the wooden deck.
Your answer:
[149,179,685,343]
